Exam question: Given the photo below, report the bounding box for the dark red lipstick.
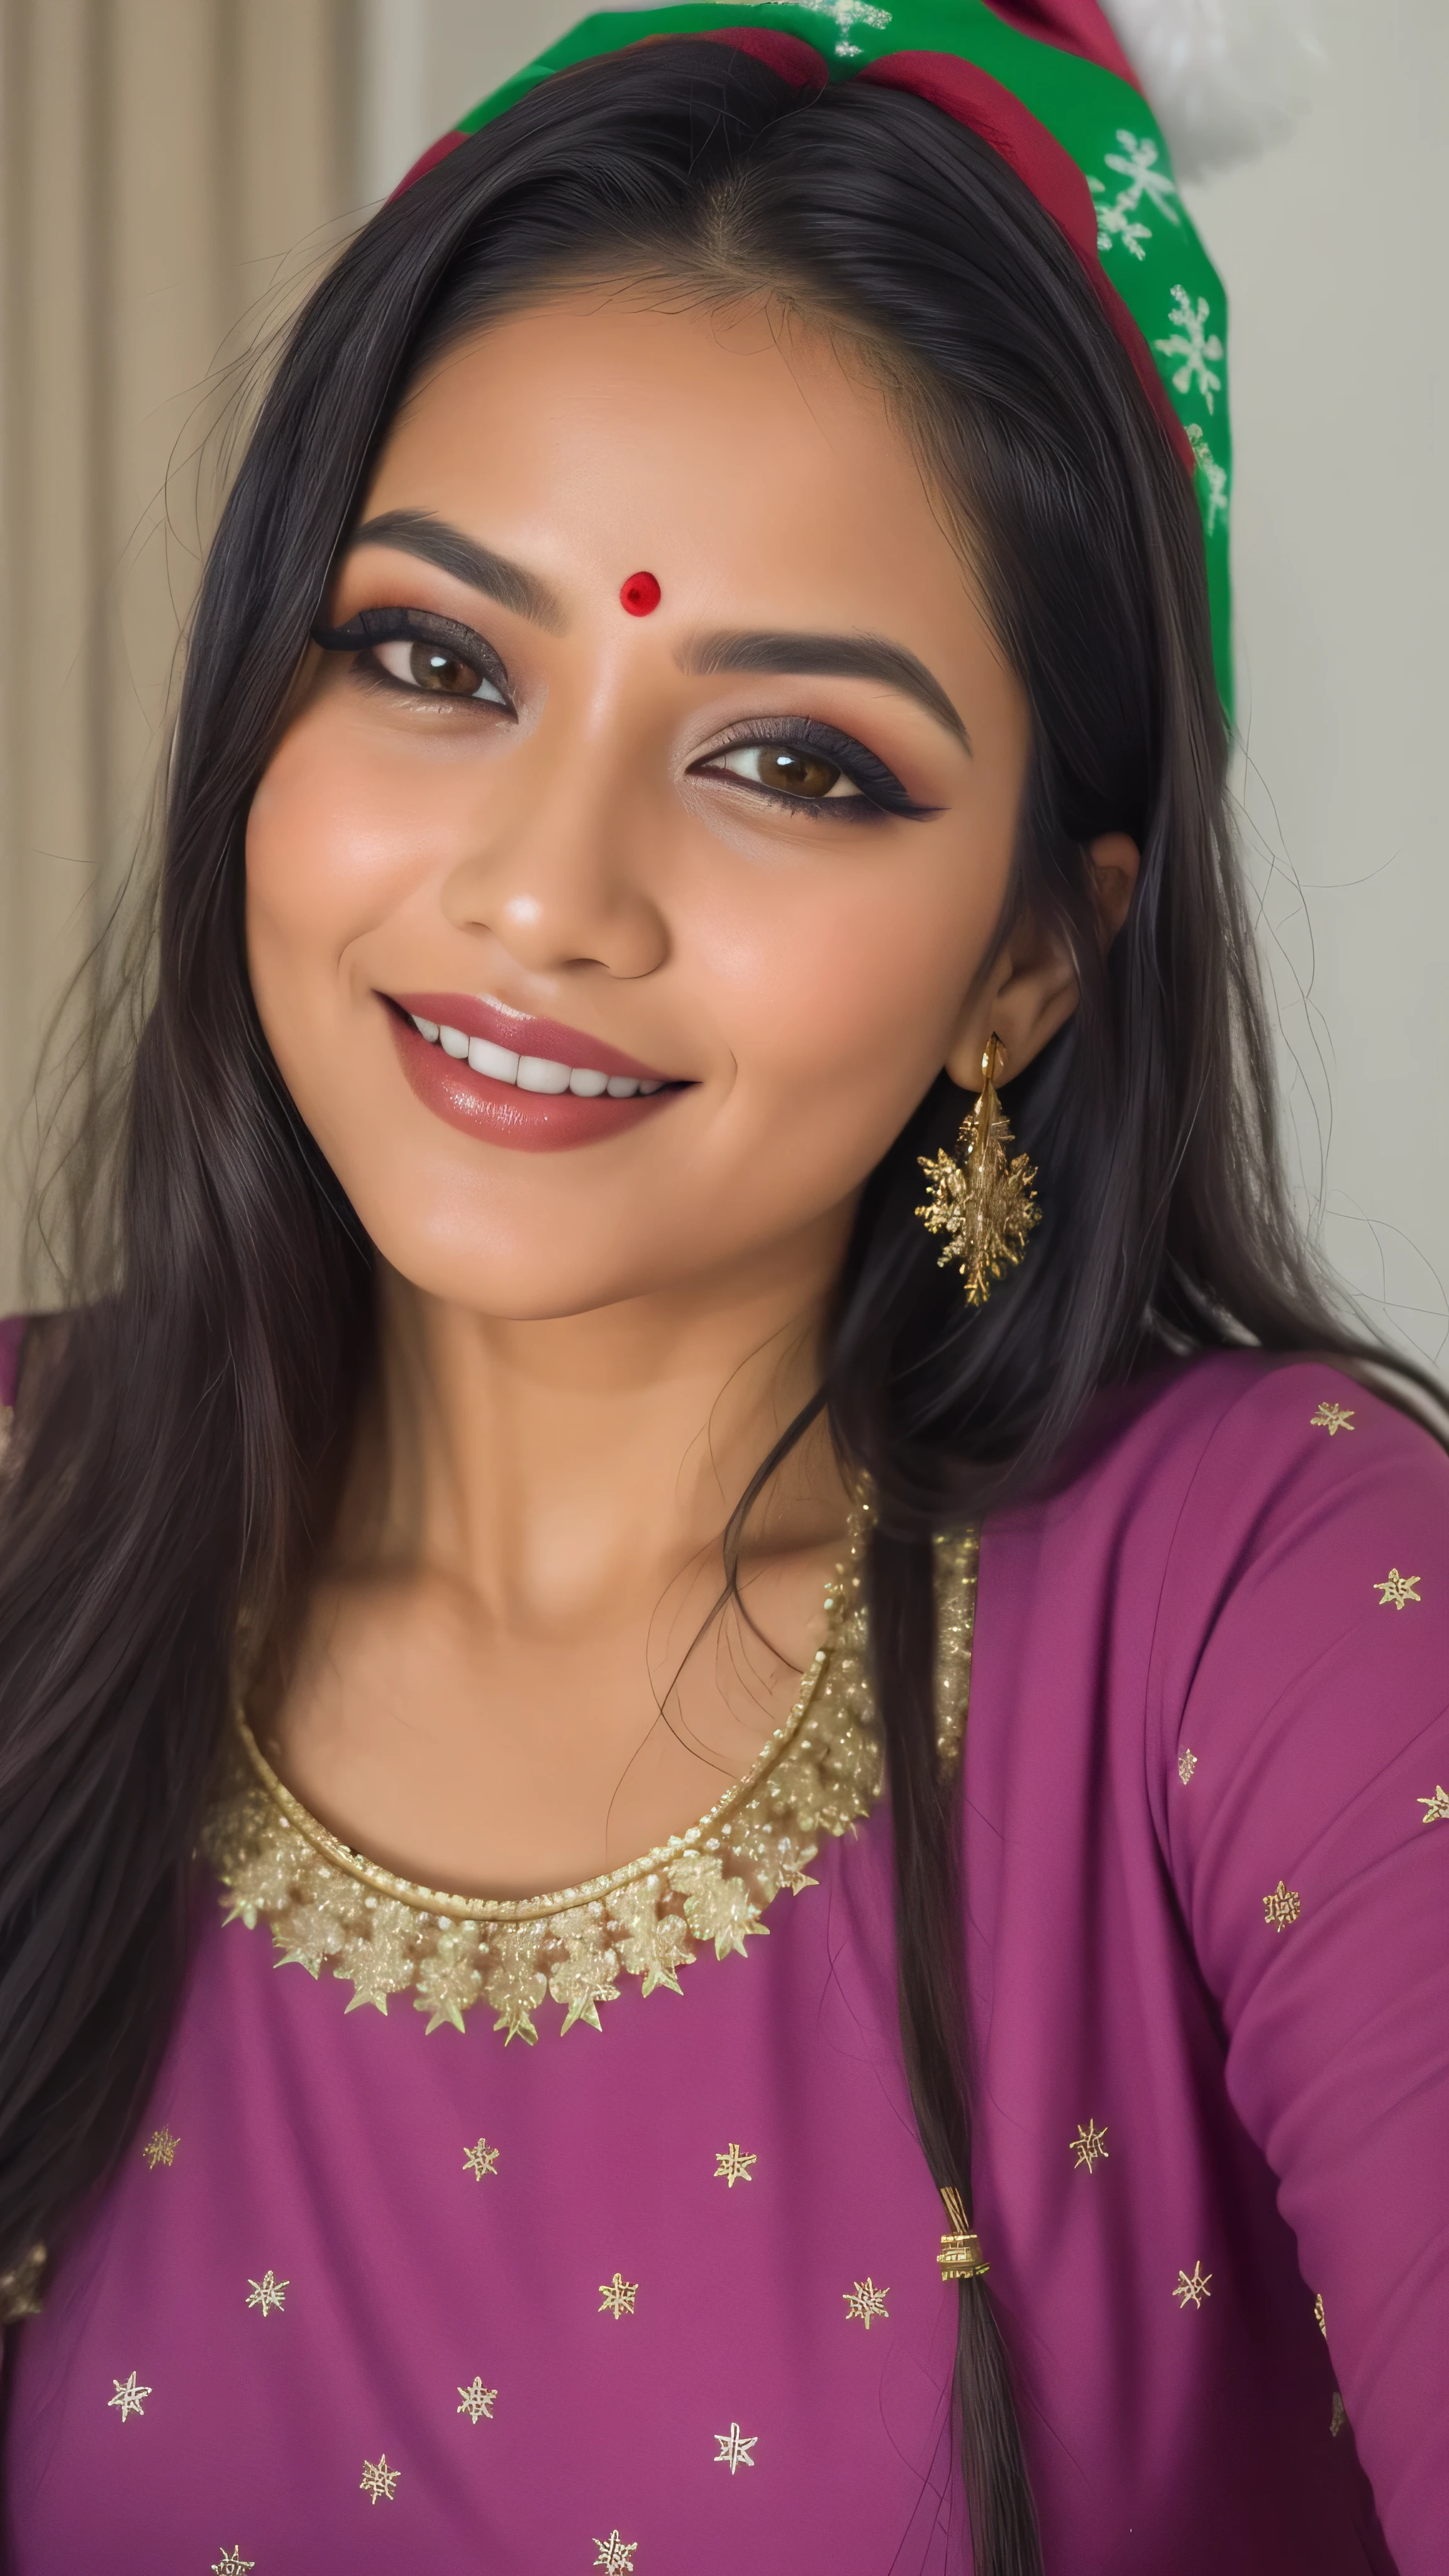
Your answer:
[386,991,686,1153]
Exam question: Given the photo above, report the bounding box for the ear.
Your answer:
[943,832,1140,1089]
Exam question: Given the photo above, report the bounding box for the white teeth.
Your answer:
[517,1055,571,1094]
[408,1013,666,1099]
[469,1035,519,1083]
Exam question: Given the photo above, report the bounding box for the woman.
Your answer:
[0,6,1441,2570]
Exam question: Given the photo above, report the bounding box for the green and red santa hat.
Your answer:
[396,1,1314,722]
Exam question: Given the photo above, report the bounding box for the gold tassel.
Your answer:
[937,2187,989,2282]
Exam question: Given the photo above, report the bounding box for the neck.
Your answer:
[348,1216,854,1632]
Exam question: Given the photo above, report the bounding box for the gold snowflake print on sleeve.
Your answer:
[245,2270,287,2317]
[1173,2263,1212,2311]
[212,2552,255,2575]
[593,2536,638,2572]
[599,2272,638,2319]
[1375,1568,1421,1610]
[1310,1401,1355,1436]
[108,2371,151,2423]
[1263,1880,1301,1934]
[360,2454,399,2503]
[142,2127,178,2170]
[457,2378,497,2424]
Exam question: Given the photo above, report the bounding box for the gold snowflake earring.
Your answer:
[914,1034,1041,1306]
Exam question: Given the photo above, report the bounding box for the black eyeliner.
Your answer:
[696,715,940,821]
[312,605,514,709]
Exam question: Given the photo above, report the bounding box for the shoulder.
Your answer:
[984,1346,1446,1811]
[1138,1352,1447,1714]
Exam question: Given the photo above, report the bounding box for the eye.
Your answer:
[312,608,514,713]
[691,716,939,822]
[714,742,862,801]
[371,636,507,703]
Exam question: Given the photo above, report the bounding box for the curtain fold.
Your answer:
[0,0,358,1304]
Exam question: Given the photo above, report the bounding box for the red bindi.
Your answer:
[619,570,662,616]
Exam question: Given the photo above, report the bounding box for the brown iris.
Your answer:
[408,641,484,695]
[755,746,842,798]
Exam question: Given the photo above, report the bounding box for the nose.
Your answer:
[439,718,670,985]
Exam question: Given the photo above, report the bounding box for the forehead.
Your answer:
[365,289,977,638]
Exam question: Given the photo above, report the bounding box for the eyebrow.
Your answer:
[681,628,969,750]
[344,509,564,633]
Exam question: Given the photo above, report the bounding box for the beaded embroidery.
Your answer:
[206,1528,978,2043]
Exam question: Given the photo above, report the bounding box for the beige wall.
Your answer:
[0,0,358,1305]
[4,3,1445,1364]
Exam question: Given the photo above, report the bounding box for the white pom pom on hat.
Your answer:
[1099,0,1326,180]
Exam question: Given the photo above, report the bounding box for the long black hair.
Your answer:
[0,42,1406,2572]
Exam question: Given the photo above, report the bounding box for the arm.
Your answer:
[1153,1364,1448,2573]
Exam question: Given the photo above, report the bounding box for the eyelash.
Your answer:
[692,718,936,823]
[313,611,935,822]
[312,607,514,711]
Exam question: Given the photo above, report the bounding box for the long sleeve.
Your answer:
[1153,1367,1449,2572]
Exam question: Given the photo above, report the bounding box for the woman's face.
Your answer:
[246,289,1043,1320]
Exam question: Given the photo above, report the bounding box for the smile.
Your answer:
[386,991,683,1154]
[406,1015,665,1100]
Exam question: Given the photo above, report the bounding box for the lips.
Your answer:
[386,991,685,1153]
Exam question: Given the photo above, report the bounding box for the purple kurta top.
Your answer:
[3,1351,1445,2570]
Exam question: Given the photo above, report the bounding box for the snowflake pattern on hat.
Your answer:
[431,1,1235,713]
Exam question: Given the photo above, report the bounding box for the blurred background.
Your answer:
[1,0,1444,1358]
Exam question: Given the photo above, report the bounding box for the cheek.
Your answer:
[697,836,1003,1138]
[245,716,442,1063]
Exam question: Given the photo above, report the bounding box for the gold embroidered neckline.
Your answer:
[205,1528,979,2043]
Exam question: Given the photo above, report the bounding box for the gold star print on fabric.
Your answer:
[462,2137,500,2181]
[1311,1401,1355,1436]
[843,2278,889,2329]
[1173,2263,1212,2311]
[1070,2119,1109,2173]
[593,2536,638,2572]
[714,2422,758,2474]
[211,2552,255,2575]
[142,2127,178,2170]
[360,2454,399,2502]
[599,2272,638,2319]
[1418,1785,1449,1824]
[1375,1568,1421,1610]
[457,2377,497,2424]
[108,2372,151,2423]
[1177,1747,1197,1785]
[245,2269,287,2317]
[1263,1880,1301,1933]
[714,2143,757,2187]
